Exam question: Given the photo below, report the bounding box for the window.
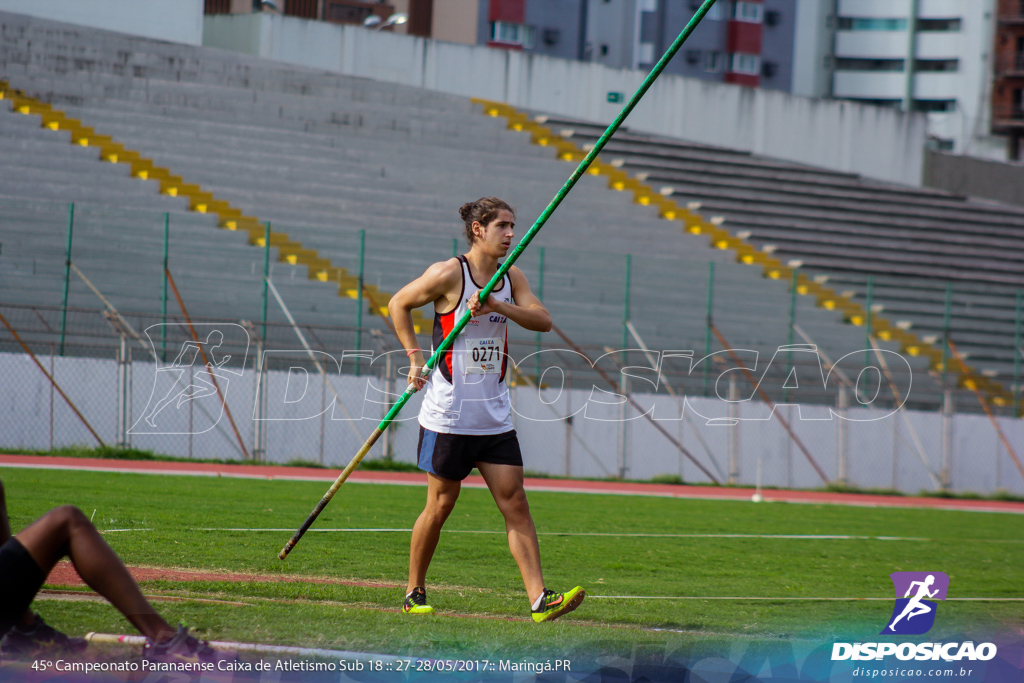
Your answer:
[690,1,721,20]
[849,98,902,108]
[490,21,535,48]
[912,100,957,112]
[917,18,961,31]
[732,1,764,23]
[837,17,908,31]
[835,58,905,72]
[926,137,955,152]
[729,52,761,75]
[704,50,721,72]
[637,42,655,64]
[915,59,959,72]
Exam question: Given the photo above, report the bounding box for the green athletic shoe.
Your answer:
[402,587,434,615]
[531,586,586,623]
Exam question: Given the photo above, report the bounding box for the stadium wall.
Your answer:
[0,0,204,46]
[4,351,1021,497]
[202,13,928,186]
[923,149,1024,209]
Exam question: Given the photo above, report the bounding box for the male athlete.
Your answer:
[387,197,585,622]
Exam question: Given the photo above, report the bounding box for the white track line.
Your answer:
[193,528,1024,542]
[589,596,1024,602]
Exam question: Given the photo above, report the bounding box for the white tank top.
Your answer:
[418,256,514,435]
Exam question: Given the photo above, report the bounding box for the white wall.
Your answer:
[0,0,204,46]
[4,350,1021,496]
[204,13,928,186]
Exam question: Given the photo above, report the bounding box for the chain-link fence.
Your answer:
[2,301,1023,497]
[2,197,1023,496]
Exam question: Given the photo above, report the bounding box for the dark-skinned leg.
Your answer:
[407,473,461,593]
[14,505,175,642]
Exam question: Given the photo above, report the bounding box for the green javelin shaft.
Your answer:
[279,0,720,560]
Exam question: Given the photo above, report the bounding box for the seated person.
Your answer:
[0,478,213,662]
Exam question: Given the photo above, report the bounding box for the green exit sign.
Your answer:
[607,92,623,103]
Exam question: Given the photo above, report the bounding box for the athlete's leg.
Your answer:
[889,600,922,629]
[407,473,461,592]
[15,505,175,642]
[477,462,544,605]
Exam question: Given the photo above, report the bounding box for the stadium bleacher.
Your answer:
[507,112,1024,410]
[0,10,1015,413]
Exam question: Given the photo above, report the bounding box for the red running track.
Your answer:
[2,454,1022,514]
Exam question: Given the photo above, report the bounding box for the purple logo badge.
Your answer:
[881,572,949,635]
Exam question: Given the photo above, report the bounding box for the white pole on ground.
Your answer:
[84,633,437,666]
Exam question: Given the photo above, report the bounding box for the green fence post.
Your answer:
[703,261,715,397]
[622,254,632,350]
[1014,290,1022,417]
[864,276,874,367]
[262,222,271,341]
[59,203,75,357]
[161,212,169,362]
[786,268,798,402]
[534,246,545,380]
[355,229,365,377]
[940,283,953,388]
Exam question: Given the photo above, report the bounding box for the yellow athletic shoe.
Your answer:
[531,586,585,623]
[403,587,434,615]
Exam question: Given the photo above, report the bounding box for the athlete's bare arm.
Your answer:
[388,258,463,388]
[468,266,551,332]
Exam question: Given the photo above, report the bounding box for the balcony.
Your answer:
[998,1,1024,23]
[834,71,906,99]
[996,53,1024,76]
[992,104,1024,128]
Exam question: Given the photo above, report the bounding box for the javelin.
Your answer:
[279,0,722,559]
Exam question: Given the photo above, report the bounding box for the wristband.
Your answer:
[405,348,423,357]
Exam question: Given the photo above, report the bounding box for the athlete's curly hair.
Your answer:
[459,197,515,246]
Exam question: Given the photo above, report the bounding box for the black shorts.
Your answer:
[0,538,45,638]
[416,427,523,481]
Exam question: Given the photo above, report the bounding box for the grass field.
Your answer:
[3,466,1022,664]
